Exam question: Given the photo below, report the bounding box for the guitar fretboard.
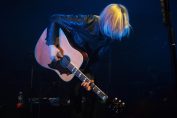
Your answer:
[61,56,108,102]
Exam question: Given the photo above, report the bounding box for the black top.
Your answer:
[46,14,112,76]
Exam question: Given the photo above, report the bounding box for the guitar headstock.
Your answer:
[107,97,125,114]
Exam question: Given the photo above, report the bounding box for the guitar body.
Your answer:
[34,28,83,82]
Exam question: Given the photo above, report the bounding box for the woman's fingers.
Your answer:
[49,45,62,61]
[86,86,92,91]
[90,80,94,83]
[81,80,94,91]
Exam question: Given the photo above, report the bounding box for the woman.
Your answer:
[46,3,131,118]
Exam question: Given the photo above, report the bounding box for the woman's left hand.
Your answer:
[81,80,94,91]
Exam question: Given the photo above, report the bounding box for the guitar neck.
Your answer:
[67,63,108,102]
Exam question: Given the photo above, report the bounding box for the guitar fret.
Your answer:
[77,72,87,82]
[72,67,77,74]
[78,73,81,77]
[92,85,108,101]
[68,64,77,75]
[67,63,85,82]
[71,67,75,72]
[82,77,86,82]
[75,70,80,77]
[67,64,72,71]
[82,75,90,82]
[97,90,101,94]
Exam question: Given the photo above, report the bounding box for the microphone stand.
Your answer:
[28,52,35,118]
[160,0,177,91]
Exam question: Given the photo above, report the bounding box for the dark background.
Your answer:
[0,0,177,118]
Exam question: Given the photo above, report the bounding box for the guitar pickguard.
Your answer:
[48,60,71,75]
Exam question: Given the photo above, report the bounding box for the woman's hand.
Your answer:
[81,80,94,91]
[49,45,62,61]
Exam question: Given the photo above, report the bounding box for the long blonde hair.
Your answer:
[99,4,131,40]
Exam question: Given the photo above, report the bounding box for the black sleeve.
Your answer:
[45,14,96,45]
[46,21,59,45]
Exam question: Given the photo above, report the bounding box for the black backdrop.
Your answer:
[0,0,177,118]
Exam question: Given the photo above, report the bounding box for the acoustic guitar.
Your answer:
[34,28,125,113]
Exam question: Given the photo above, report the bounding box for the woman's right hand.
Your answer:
[49,45,62,61]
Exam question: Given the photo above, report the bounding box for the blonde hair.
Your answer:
[99,4,131,40]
